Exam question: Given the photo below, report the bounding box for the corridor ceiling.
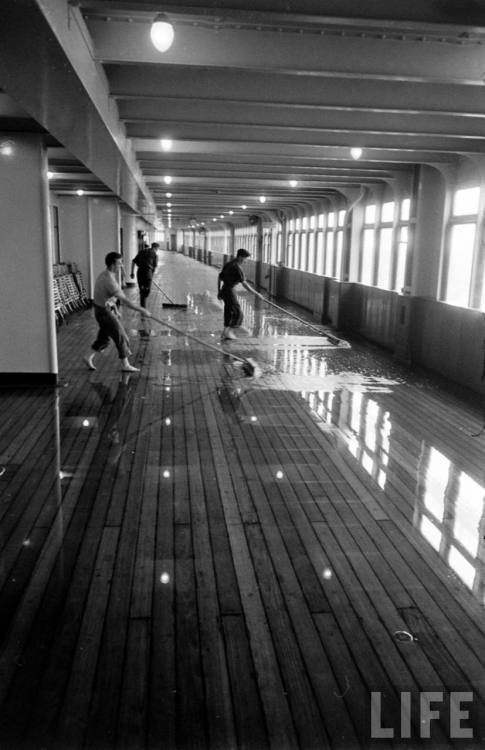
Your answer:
[2,0,485,228]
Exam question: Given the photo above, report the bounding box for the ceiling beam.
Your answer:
[86,18,485,85]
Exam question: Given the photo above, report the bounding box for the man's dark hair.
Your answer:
[105,251,122,267]
[151,242,160,249]
[236,248,250,258]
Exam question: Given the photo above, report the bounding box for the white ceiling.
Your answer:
[2,0,485,227]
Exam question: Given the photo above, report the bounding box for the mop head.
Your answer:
[242,358,262,378]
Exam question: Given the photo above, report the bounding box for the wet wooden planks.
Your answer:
[1,273,485,748]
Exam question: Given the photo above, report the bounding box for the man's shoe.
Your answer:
[121,363,140,372]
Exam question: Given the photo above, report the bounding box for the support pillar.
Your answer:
[0,133,57,385]
[121,211,138,286]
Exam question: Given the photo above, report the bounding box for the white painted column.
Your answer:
[89,197,120,280]
[0,133,57,384]
[121,211,138,286]
[57,194,91,291]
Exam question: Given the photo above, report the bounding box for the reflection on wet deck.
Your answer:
[2,251,485,748]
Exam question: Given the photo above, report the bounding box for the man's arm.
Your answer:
[242,280,262,297]
[116,289,151,316]
[130,259,136,278]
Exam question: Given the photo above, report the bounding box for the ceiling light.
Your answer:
[165,192,172,198]
[160,138,173,151]
[164,175,172,185]
[289,180,298,187]
[350,147,363,160]
[0,140,14,156]
[229,210,234,215]
[259,195,266,203]
[241,204,247,210]
[47,171,54,179]
[76,189,85,196]
[150,14,175,53]
[220,214,224,218]
[166,202,172,207]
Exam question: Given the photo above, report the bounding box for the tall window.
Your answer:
[262,230,271,263]
[376,201,394,289]
[315,214,325,274]
[300,217,308,270]
[442,187,480,308]
[293,218,301,269]
[287,219,295,268]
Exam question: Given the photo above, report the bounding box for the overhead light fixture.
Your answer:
[165,192,172,197]
[166,202,172,207]
[229,210,234,215]
[164,175,172,185]
[160,138,173,151]
[150,14,175,53]
[350,147,363,160]
[289,179,298,187]
[76,189,85,196]
[0,140,14,156]
[241,204,247,210]
[47,171,54,179]
[259,195,266,203]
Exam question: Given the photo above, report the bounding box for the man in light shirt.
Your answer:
[84,252,151,372]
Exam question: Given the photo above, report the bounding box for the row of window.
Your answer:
[264,200,411,294]
[194,185,485,310]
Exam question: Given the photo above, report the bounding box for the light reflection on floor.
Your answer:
[156,256,485,606]
[298,384,485,604]
[34,253,485,611]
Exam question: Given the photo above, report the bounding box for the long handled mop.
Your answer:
[149,314,261,377]
[256,293,344,346]
[152,278,188,309]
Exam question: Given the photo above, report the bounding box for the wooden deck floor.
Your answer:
[1,251,485,749]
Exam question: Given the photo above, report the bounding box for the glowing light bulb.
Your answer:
[0,140,14,156]
[160,138,173,151]
[150,16,174,53]
[350,147,363,160]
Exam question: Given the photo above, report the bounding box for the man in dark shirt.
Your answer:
[130,242,159,307]
[217,248,261,339]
